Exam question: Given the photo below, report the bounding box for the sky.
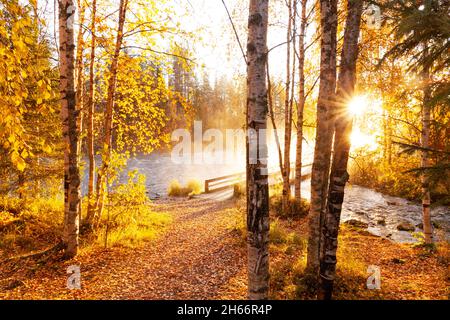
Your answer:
[183,0,301,81]
[181,0,319,83]
[181,0,249,81]
[37,0,313,83]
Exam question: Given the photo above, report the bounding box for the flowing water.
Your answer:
[83,154,449,244]
[301,182,449,243]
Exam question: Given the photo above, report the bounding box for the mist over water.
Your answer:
[80,149,449,245]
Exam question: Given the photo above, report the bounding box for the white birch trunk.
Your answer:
[59,0,81,258]
[319,0,363,299]
[246,0,270,300]
[306,0,337,274]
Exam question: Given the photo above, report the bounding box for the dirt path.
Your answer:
[0,198,248,300]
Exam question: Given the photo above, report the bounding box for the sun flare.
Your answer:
[348,95,369,116]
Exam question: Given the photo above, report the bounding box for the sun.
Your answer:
[348,95,368,116]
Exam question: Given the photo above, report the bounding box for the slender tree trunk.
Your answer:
[282,0,293,212]
[18,171,25,199]
[58,0,81,258]
[382,108,387,163]
[75,0,85,223]
[267,62,284,174]
[387,117,392,165]
[421,53,433,244]
[75,1,85,139]
[306,0,337,275]
[246,0,270,300]
[85,0,97,226]
[295,0,307,200]
[94,0,128,225]
[319,0,363,300]
[36,134,41,195]
[289,0,297,179]
[318,0,338,265]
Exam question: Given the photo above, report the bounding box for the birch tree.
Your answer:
[246,0,270,300]
[75,0,85,220]
[306,0,337,274]
[94,0,129,223]
[294,0,308,200]
[282,0,294,212]
[319,0,363,299]
[85,0,97,227]
[58,0,81,258]
[75,0,85,144]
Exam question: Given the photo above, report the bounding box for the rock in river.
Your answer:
[344,219,369,229]
[397,221,415,232]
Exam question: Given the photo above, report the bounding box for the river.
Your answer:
[83,154,449,244]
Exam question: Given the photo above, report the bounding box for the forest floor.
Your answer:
[0,197,248,299]
[0,196,448,300]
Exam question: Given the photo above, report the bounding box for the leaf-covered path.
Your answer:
[2,196,447,300]
[0,198,248,299]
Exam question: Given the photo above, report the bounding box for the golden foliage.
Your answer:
[0,0,56,171]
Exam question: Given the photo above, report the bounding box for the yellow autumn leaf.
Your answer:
[43,145,52,153]
[16,157,26,171]
[21,149,28,158]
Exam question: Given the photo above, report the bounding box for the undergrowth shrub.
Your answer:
[269,183,310,219]
[98,171,171,248]
[291,226,376,299]
[168,179,202,197]
[348,155,449,203]
[0,196,62,257]
[233,182,245,198]
[186,179,202,196]
[0,168,172,257]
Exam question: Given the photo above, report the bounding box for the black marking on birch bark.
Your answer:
[248,13,262,26]
[247,42,256,53]
[256,54,266,64]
